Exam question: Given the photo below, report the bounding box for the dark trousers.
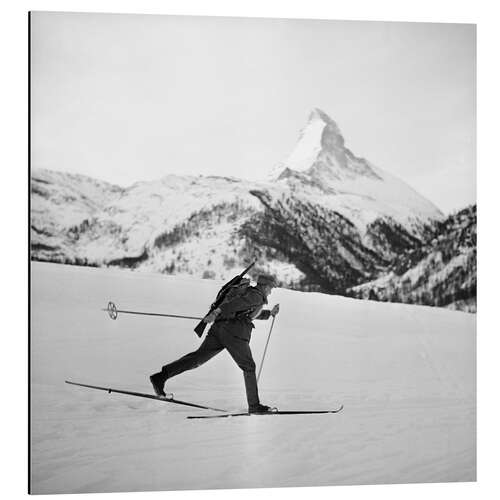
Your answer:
[162,320,260,408]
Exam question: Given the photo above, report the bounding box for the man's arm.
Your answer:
[255,303,280,320]
[255,309,271,320]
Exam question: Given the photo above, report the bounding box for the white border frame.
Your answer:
[3,1,497,499]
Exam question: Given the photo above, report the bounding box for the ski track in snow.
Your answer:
[30,262,476,493]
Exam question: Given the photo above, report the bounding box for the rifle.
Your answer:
[194,261,256,337]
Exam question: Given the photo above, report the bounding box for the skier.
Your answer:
[150,274,280,413]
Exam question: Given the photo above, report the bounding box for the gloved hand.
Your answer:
[203,308,221,323]
[270,304,280,317]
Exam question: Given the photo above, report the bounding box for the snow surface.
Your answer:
[30,262,475,494]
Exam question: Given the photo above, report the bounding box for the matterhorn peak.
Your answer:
[308,107,330,122]
[307,107,345,149]
[272,108,348,177]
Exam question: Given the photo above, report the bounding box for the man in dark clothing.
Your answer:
[150,274,280,413]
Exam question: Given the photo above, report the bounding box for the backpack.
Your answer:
[216,278,252,305]
[218,279,268,321]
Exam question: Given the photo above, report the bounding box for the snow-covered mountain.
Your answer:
[348,205,477,312]
[270,108,441,232]
[31,170,124,264]
[31,108,464,305]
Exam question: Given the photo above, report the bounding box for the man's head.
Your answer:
[256,274,277,296]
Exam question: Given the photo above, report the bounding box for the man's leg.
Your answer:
[150,332,223,396]
[164,333,223,377]
[221,333,260,410]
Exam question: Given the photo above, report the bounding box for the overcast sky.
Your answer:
[31,12,475,213]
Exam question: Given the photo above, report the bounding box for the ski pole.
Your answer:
[257,314,277,383]
[103,301,203,321]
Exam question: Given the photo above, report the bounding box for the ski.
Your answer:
[187,405,344,419]
[65,380,228,413]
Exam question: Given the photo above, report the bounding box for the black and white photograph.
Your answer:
[29,11,476,495]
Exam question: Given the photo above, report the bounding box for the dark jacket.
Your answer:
[215,286,271,331]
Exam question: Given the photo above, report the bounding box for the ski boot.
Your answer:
[248,403,277,414]
[149,371,168,398]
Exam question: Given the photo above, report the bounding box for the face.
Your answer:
[263,284,274,296]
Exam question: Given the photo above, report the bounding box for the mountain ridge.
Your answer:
[30,108,473,310]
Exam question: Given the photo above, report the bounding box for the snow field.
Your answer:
[30,262,475,493]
